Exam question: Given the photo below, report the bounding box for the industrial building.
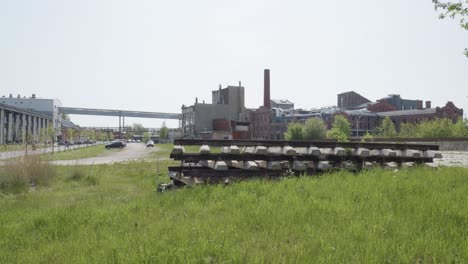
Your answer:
[0,94,63,140]
[250,73,464,139]
[181,84,249,139]
[0,103,52,144]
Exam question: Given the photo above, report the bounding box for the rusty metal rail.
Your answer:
[173,139,439,151]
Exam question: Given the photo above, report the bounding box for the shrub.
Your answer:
[302,118,327,140]
[284,123,304,140]
[377,116,397,138]
[327,115,351,141]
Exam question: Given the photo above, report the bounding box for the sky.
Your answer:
[1,0,467,128]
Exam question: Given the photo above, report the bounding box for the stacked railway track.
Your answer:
[158,139,442,191]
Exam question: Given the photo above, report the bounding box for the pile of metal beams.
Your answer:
[160,139,442,190]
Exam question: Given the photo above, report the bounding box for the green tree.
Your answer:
[142,132,151,142]
[433,0,468,56]
[326,115,351,142]
[452,117,466,137]
[377,116,397,138]
[159,121,169,140]
[399,122,419,138]
[131,123,147,132]
[61,113,70,121]
[284,122,304,140]
[302,118,326,140]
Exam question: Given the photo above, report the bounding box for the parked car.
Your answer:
[146,140,154,147]
[105,141,125,149]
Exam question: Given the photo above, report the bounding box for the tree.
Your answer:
[142,132,151,142]
[433,0,468,56]
[327,115,351,142]
[452,117,467,137]
[377,116,397,138]
[399,122,419,138]
[159,121,169,140]
[284,122,304,140]
[131,123,147,132]
[61,113,70,121]
[302,118,326,140]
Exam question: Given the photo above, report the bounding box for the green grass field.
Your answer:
[0,148,466,263]
[0,144,48,153]
[44,144,113,161]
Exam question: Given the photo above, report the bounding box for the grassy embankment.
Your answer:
[43,144,115,161]
[0,144,466,263]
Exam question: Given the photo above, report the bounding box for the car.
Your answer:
[105,141,125,149]
[146,140,154,147]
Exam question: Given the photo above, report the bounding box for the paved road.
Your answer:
[51,143,159,165]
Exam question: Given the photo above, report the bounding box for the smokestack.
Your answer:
[425,101,431,109]
[264,69,271,108]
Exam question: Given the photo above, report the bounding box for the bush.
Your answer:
[327,115,351,141]
[284,123,304,140]
[377,116,397,138]
[302,118,327,140]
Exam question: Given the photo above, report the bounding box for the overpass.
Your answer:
[58,107,181,119]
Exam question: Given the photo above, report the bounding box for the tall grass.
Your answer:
[0,155,56,193]
[0,161,466,263]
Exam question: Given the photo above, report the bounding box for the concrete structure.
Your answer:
[181,84,247,138]
[1,94,62,138]
[0,103,52,144]
[58,107,180,119]
[271,99,294,110]
[378,94,422,111]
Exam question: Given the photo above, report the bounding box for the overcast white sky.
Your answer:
[1,0,467,128]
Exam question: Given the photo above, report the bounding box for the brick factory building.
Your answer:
[180,70,463,140]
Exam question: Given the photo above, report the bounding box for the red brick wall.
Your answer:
[367,101,397,112]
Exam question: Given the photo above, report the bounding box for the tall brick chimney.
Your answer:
[264,69,271,108]
[425,101,431,109]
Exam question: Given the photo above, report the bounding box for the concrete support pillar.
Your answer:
[8,112,13,142]
[34,116,38,140]
[27,115,32,137]
[14,114,20,143]
[0,108,5,145]
[32,116,36,140]
[22,114,26,144]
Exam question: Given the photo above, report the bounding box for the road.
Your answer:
[51,143,159,165]
[1,143,467,167]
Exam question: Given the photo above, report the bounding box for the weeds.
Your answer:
[0,155,56,193]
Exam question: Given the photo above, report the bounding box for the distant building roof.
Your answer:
[61,120,78,128]
[271,99,293,105]
[348,102,376,110]
[345,109,380,117]
[377,108,436,117]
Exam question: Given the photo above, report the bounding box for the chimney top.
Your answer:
[425,101,431,109]
[264,69,271,108]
